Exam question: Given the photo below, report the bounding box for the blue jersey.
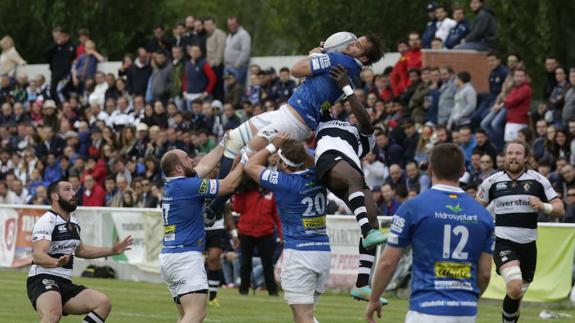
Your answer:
[161,176,219,254]
[288,52,362,129]
[387,184,494,316]
[259,168,330,252]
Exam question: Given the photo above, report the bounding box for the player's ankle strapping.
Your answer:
[348,192,372,237]
[83,311,105,323]
[356,238,376,288]
[208,270,221,301]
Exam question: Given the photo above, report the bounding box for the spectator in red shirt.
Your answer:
[503,68,532,142]
[391,32,423,96]
[82,174,106,206]
[233,180,282,296]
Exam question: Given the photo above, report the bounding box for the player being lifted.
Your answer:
[244,134,330,323]
[206,33,386,248]
[314,65,388,302]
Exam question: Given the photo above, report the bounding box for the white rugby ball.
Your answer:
[323,31,357,53]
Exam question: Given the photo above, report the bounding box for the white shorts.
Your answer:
[159,251,208,300]
[504,122,527,142]
[250,104,312,142]
[280,249,331,305]
[405,311,476,323]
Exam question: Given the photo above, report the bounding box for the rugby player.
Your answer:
[27,179,133,323]
[244,134,329,323]
[477,140,564,323]
[366,144,494,323]
[314,65,387,301]
[159,148,243,323]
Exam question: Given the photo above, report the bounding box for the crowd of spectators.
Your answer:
[0,1,574,227]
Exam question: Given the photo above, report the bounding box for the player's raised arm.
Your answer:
[291,47,326,78]
[217,162,244,196]
[194,142,225,179]
[330,64,374,135]
[244,133,289,184]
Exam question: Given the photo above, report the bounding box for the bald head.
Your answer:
[161,149,195,177]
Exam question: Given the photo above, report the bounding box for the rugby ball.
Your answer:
[323,31,357,53]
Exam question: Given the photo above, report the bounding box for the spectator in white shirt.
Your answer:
[109,96,135,129]
[88,71,109,107]
[6,178,29,205]
[362,151,389,190]
[0,36,26,77]
[434,4,457,42]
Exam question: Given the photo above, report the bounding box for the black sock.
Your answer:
[208,269,221,301]
[205,157,234,221]
[502,295,520,323]
[83,311,104,323]
[356,238,376,288]
[348,191,373,237]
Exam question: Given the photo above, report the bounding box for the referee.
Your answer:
[477,140,564,323]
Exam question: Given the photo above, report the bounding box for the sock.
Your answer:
[208,269,221,301]
[502,295,520,323]
[83,311,104,323]
[205,156,234,221]
[348,191,373,238]
[356,238,376,288]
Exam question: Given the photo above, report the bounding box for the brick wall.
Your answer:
[422,50,489,93]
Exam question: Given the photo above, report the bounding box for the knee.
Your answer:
[506,280,523,300]
[43,308,62,323]
[207,256,220,269]
[94,294,112,315]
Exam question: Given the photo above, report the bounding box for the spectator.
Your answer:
[553,128,570,161]
[459,126,477,165]
[421,3,437,49]
[224,17,251,87]
[124,47,152,96]
[168,46,186,109]
[561,69,575,128]
[445,6,471,49]
[480,52,509,148]
[414,123,434,164]
[548,66,569,118]
[29,184,48,205]
[82,174,106,206]
[454,0,496,51]
[138,178,158,208]
[400,119,419,162]
[437,65,457,125]
[6,178,28,204]
[362,151,388,190]
[104,176,117,206]
[391,32,422,96]
[476,154,497,183]
[384,163,407,192]
[503,68,532,142]
[474,128,497,162]
[563,186,575,223]
[0,181,8,204]
[405,160,430,193]
[0,36,26,77]
[146,24,173,54]
[274,67,296,103]
[75,28,91,58]
[447,71,477,130]
[205,17,227,101]
[183,45,216,108]
[223,72,243,110]
[146,50,173,104]
[88,72,109,108]
[110,173,129,207]
[543,56,560,101]
[434,4,457,42]
[172,22,186,48]
[560,165,575,198]
[46,27,75,103]
[532,119,549,160]
[72,40,105,93]
[379,183,400,216]
[431,37,444,50]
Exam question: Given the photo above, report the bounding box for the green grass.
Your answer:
[1,271,574,322]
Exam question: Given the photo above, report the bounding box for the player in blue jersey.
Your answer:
[159,147,243,323]
[204,34,383,244]
[244,134,330,323]
[365,143,494,323]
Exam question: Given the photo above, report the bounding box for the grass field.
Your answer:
[1,271,574,322]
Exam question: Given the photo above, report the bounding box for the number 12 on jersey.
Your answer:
[443,224,469,260]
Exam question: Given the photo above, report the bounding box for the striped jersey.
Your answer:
[477,169,557,243]
[29,210,81,279]
[315,116,375,170]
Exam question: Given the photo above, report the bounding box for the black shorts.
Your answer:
[493,238,537,283]
[27,274,87,311]
[315,150,368,195]
[205,229,227,250]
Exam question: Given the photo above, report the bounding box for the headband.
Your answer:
[278,149,304,168]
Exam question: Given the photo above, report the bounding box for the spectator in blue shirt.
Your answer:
[459,126,477,167]
[445,7,471,49]
[480,52,509,149]
[421,3,438,49]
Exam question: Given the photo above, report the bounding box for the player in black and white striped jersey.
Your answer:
[314,65,387,305]
[477,140,564,323]
[27,180,133,323]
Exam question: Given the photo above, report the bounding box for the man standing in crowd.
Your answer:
[477,140,564,323]
[366,143,494,323]
[46,27,75,103]
[27,180,133,323]
[146,50,173,104]
[183,45,216,108]
[204,17,227,101]
[224,17,251,87]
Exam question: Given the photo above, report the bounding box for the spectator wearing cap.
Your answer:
[132,123,150,158]
[169,46,186,110]
[434,4,457,43]
[72,40,105,94]
[224,16,251,86]
[447,71,476,130]
[445,6,471,49]
[422,3,438,48]
[380,183,401,216]
[0,36,26,77]
[82,174,106,207]
[205,17,227,101]
[502,68,531,142]
[223,72,243,110]
[454,0,497,51]
[46,27,75,103]
[124,47,153,96]
[183,45,216,109]
[146,50,173,104]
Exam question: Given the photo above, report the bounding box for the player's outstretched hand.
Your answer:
[365,300,382,323]
[112,235,134,255]
[271,132,290,148]
[329,64,349,88]
[55,254,71,267]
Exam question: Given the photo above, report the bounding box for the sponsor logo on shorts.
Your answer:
[42,279,57,290]
[434,262,471,279]
[199,179,209,194]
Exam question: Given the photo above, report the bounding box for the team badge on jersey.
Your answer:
[199,179,209,194]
